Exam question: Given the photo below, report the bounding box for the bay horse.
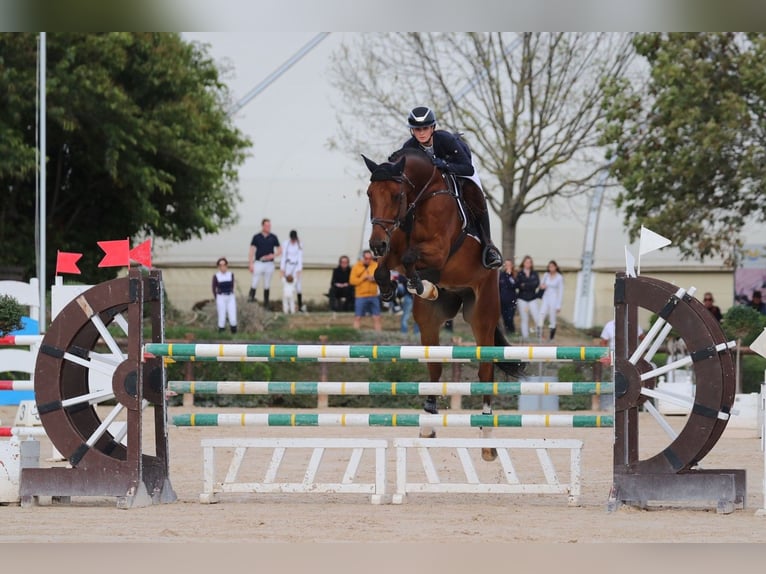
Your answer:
[362,147,524,460]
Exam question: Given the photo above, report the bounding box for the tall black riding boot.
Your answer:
[230,325,238,334]
[476,210,503,269]
[263,289,270,309]
[297,293,303,310]
[549,327,556,340]
[248,288,255,302]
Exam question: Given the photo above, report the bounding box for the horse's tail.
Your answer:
[494,326,526,378]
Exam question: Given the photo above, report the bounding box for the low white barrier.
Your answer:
[392,437,583,506]
[197,437,584,506]
[200,437,388,504]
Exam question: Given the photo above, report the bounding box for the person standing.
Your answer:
[600,319,644,352]
[498,259,518,336]
[538,260,564,340]
[280,229,305,312]
[248,218,281,308]
[702,292,723,322]
[515,255,541,341]
[349,250,382,331]
[212,257,237,334]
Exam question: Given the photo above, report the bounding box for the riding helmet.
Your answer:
[407,106,436,128]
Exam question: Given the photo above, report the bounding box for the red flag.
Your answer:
[97,239,130,268]
[130,238,152,268]
[55,251,82,275]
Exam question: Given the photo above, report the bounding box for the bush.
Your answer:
[0,294,23,336]
[722,305,766,347]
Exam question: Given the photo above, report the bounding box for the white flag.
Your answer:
[624,247,636,277]
[639,226,671,256]
[750,328,766,359]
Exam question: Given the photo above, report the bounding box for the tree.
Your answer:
[600,33,766,264]
[0,33,251,282]
[328,33,635,260]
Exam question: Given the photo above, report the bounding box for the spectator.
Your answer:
[280,229,305,312]
[498,259,517,336]
[538,260,564,340]
[398,273,419,337]
[212,257,237,334]
[702,292,723,322]
[248,218,281,308]
[516,255,541,341]
[600,319,644,352]
[751,290,766,315]
[329,255,354,311]
[349,250,382,331]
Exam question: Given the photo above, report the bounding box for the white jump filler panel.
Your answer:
[392,438,583,506]
[200,438,388,504]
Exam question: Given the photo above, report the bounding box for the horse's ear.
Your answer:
[361,155,379,174]
[390,156,405,176]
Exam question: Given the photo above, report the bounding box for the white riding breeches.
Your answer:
[216,293,237,328]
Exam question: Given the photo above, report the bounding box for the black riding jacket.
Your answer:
[401,130,474,177]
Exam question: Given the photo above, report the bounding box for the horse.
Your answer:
[362,147,524,461]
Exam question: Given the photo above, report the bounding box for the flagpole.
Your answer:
[38,32,47,333]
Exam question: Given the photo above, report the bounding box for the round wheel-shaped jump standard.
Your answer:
[33,274,163,469]
[613,274,736,475]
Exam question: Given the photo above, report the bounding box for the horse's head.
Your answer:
[362,149,438,257]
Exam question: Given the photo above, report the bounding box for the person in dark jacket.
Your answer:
[702,292,723,322]
[499,259,518,335]
[515,255,542,340]
[329,255,354,311]
[400,106,502,269]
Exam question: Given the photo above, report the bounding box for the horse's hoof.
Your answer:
[481,447,498,462]
[423,398,439,414]
[420,430,436,439]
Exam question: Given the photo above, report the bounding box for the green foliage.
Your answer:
[0,295,24,336]
[0,33,251,282]
[600,32,766,263]
[741,354,766,394]
[721,304,766,346]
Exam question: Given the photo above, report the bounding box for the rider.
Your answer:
[401,106,503,269]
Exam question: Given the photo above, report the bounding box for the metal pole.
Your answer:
[38,32,47,333]
[228,33,330,116]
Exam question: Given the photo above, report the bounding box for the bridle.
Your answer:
[369,164,448,247]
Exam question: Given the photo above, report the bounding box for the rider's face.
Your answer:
[411,126,434,145]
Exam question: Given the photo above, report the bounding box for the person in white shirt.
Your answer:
[538,260,564,340]
[280,230,305,313]
[600,319,645,352]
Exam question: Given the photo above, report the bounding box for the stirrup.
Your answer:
[482,245,503,269]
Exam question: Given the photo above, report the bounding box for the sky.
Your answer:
[154,32,370,267]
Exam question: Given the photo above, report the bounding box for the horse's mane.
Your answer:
[368,147,432,183]
[387,146,431,164]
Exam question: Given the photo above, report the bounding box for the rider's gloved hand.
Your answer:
[433,158,449,171]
